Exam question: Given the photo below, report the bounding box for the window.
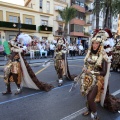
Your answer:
[25,18,32,24]
[46,1,50,12]
[76,11,85,20]
[70,24,83,32]
[9,16,18,23]
[40,0,43,9]
[41,20,48,25]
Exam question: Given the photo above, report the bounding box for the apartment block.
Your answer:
[53,0,68,40]
[68,0,93,45]
[0,0,54,42]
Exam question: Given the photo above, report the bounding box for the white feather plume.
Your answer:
[17,34,32,45]
[105,48,112,53]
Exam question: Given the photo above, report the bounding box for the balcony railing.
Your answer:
[84,20,92,26]
[54,31,64,36]
[71,0,84,7]
[85,0,94,3]
[0,21,36,30]
[84,32,91,36]
[38,25,52,32]
[54,0,67,4]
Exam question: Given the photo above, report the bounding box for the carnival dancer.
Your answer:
[2,33,53,95]
[74,29,120,120]
[54,38,72,86]
[111,39,120,72]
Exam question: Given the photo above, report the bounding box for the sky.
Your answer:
[0,0,24,6]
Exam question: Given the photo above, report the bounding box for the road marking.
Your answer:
[111,89,120,96]
[0,75,3,78]
[60,107,87,120]
[0,83,72,105]
[35,65,50,75]
[60,89,120,120]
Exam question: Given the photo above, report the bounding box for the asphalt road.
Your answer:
[0,59,119,120]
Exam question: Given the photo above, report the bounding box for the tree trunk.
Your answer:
[63,24,68,40]
[109,6,112,29]
[95,0,100,29]
[104,7,109,28]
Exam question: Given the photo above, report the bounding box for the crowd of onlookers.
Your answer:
[24,40,86,59]
[0,39,87,60]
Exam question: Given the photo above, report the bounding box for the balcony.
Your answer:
[84,20,92,26]
[85,0,94,3]
[70,32,84,37]
[54,0,67,4]
[38,25,52,33]
[54,30,64,36]
[70,18,85,26]
[56,16,64,22]
[54,5,64,11]
[84,32,91,37]
[72,4,85,13]
[0,21,36,31]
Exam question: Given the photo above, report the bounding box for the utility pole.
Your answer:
[18,16,21,34]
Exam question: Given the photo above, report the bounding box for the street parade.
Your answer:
[0,0,120,120]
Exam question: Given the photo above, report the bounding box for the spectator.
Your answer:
[37,42,47,58]
[27,41,35,59]
[73,44,78,56]
[45,42,50,56]
[50,42,55,58]
[68,44,74,57]
[78,43,84,55]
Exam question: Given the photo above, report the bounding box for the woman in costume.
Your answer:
[2,33,53,95]
[74,29,120,120]
[54,38,72,86]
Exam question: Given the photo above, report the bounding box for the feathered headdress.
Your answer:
[85,29,114,64]
[17,33,32,45]
[57,37,65,45]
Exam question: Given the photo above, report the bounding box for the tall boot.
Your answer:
[2,83,12,95]
[82,101,90,116]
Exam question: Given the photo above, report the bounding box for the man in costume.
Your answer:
[54,38,72,86]
[111,39,120,72]
[74,29,120,120]
[2,33,53,95]
[3,53,22,95]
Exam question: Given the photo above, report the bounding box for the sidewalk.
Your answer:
[0,55,85,66]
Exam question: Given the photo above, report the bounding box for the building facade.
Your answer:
[0,0,54,43]
[53,0,68,40]
[68,0,93,46]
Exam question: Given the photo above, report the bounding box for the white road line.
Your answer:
[111,89,120,96]
[60,89,120,120]
[60,107,87,120]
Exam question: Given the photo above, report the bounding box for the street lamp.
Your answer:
[18,16,21,34]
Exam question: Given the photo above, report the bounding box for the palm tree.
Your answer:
[58,6,77,39]
[93,0,120,29]
[94,0,100,29]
